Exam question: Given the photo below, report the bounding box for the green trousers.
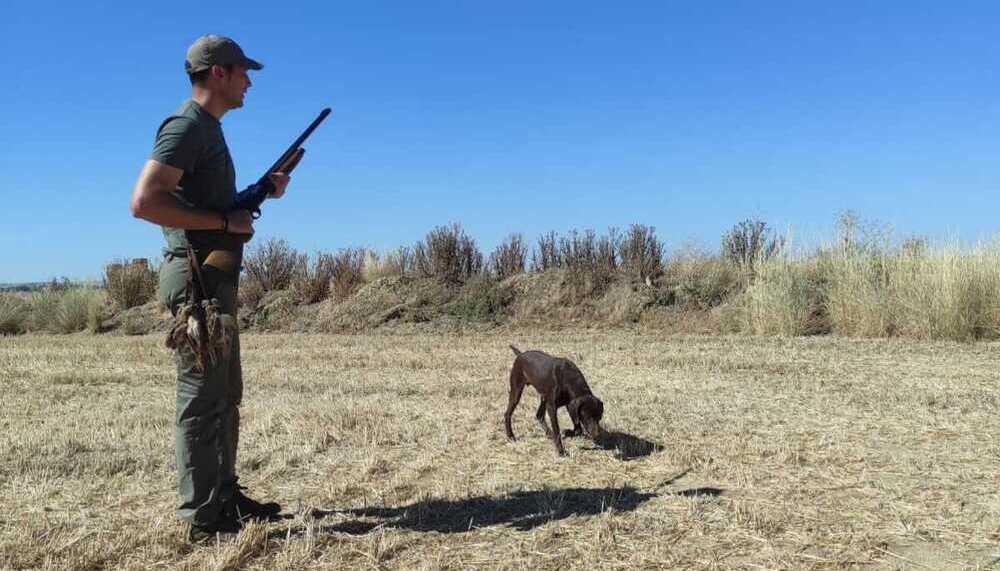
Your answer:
[160,252,243,526]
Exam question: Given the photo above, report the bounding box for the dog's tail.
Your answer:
[509,344,522,356]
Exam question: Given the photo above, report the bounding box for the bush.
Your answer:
[620,224,665,283]
[330,248,367,300]
[531,231,561,271]
[22,287,106,334]
[823,250,894,337]
[363,247,409,282]
[238,277,266,310]
[292,251,336,304]
[244,238,304,294]
[105,258,157,310]
[488,234,528,280]
[56,288,106,334]
[721,218,782,278]
[663,246,741,309]
[735,256,828,336]
[448,276,515,323]
[0,294,28,335]
[412,223,483,284]
[25,290,60,333]
[558,229,618,298]
[825,243,1000,341]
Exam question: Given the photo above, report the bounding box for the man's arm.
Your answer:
[129,160,253,233]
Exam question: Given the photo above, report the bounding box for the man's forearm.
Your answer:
[132,190,225,231]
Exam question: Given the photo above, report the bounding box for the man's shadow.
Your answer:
[311,486,657,535]
[588,430,664,461]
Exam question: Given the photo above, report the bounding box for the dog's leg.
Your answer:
[504,368,524,441]
[547,402,567,456]
[564,404,582,438]
[535,399,552,437]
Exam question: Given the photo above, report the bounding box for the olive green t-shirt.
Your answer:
[150,99,236,253]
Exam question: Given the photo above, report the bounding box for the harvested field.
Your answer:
[0,331,997,569]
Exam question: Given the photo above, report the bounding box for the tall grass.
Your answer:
[22,287,107,334]
[0,294,28,335]
[734,255,827,336]
[823,243,1000,340]
[735,238,1000,341]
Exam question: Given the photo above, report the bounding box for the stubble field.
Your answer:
[0,330,997,570]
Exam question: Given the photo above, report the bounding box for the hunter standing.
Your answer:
[129,35,288,542]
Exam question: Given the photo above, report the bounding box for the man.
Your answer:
[129,35,288,543]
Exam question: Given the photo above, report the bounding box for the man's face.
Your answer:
[214,64,251,109]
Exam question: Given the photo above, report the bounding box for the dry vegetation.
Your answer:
[1,331,997,569]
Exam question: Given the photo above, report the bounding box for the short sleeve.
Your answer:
[150,117,202,172]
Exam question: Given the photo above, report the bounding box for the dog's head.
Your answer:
[568,395,605,439]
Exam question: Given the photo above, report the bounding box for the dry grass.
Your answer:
[1,331,998,569]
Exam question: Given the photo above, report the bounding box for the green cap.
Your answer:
[185,35,263,74]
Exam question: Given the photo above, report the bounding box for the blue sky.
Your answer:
[1,1,998,282]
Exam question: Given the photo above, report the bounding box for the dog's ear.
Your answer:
[586,396,604,421]
[568,396,582,419]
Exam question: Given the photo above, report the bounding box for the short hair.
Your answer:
[188,63,235,86]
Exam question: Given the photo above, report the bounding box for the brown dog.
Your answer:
[504,345,605,456]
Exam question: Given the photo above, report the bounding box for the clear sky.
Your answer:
[1,1,998,283]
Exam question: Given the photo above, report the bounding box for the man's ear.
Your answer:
[210,64,227,80]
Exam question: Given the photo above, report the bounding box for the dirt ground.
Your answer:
[0,331,997,570]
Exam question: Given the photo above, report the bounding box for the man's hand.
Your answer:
[226,210,255,235]
[268,172,290,199]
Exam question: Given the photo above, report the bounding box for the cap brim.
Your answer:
[243,57,263,70]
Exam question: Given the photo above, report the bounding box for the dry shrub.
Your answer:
[23,287,107,334]
[506,270,578,323]
[892,246,1000,340]
[56,288,107,334]
[488,233,527,280]
[292,251,336,304]
[238,277,266,310]
[0,294,28,335]
[25,290,59,332]
[663,246,741,309]
[531,231,561,271]
[363,247,410,282]
[596,280,657,324]
[330,248,367,300]
[559,229,618,298]
[620,224,665,283]
[412,223,483,284]
[825,242,1000,341]
[721,218,782,276]
[243,238,303,292]
[733,255,828,336]
[448,276,515,323]
[822,250,894,337]
[104,258,156,310]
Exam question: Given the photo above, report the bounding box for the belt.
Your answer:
[163,247,242,274]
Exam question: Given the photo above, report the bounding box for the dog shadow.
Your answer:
[588,430,664,460]
[309,485,657,535]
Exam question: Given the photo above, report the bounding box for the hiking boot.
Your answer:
[226,486,282,522]
[187,514,242,544]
